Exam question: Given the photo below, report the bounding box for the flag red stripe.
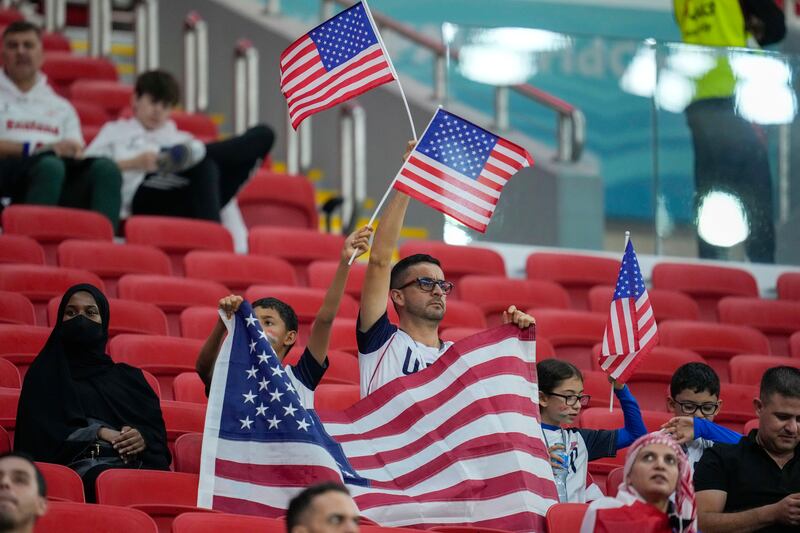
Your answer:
[490,147,526,170]
[281,51,323,91]
[290,72,395,128]
[483,161,512,180]
[616,299,632,354]
[213,495,283,518]
[475,176,504,192]
[288,56,390,113]
[393,180,488,233]
[496,137,534,165]
[398,168,496,219]
[407,156,500,205]
[215,459,341,488]
[279,35,313,64]
[286,47,386,105]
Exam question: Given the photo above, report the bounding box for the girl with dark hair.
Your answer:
[537,359,646,503]
[14,284,170,501]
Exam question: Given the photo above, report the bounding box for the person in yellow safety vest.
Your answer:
[673,0,785,263]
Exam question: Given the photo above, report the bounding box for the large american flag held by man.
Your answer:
[279,2,396,129]
[599,239,659,383]
[198,301,557,532]
[393,108,534,233]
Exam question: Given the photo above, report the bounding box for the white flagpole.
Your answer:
[361,0,417,142]
[347,107,441,265]
[609,229,631,413]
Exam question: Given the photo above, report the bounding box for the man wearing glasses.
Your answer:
[356,141,534,398]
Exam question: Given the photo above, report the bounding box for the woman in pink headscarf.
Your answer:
[580,432,697,533]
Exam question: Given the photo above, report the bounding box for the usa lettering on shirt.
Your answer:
[356,312,452,398]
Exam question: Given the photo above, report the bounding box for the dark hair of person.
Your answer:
[252,297,298,354]
[0,452,46,498]
[390,254,442,289]
[537,359,583,393]
[134,70,180,107]
[286,482,351,532]
[760,366,800,403]
[2,21,42,40]
[670,362,720,398]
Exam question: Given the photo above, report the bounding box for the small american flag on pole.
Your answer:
[599,239,658,383]
[279,1,396,129]
[393,108,533,233]
[198,301,557,531]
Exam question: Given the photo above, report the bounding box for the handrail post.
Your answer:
[320,0,335,21]
[286,111,300,175]
[434,52,447,100]
[778,123,791,223]
[183,12,209,113]
[494,86,509,131]
[135,0,159,73]
[339,102,367,230]
[300,118,312,173]
[263,0,280,15]
[44,0,67,32]
[88,0,112,57]
[352,103,367,227]
[339,109,354,228]
[234,39,259,135]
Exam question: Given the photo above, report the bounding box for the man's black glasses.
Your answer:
[396,277,455,295]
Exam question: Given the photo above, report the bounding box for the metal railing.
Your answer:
[183,11,209,113]
[339,101,367,229]
[135,0,159,73]
[285,116,312,175]
[233,39,260,135]
[88,0,112,57]
[44,0,66,32]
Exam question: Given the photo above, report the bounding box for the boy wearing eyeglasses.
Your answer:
[661,362,741,467]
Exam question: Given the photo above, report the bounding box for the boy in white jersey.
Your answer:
[0,21,121,229]
[195,226,372,408]
[357,141,535,397]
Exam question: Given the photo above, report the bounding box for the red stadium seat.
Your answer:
[320,350,359,385]
[81,123,102,144]
[308,260,367,299]
[588,285,701,322]
[124,216,234,275]
[69,79,133,117]
[0,325,50,377]
[0,264,104,324]
[237,172,319,230]
[651,262,759,320]
[0,387,19,438]
[793,332,800,359]
[36,462,85,502]
[173,433,203,474]
[108,335,203,400]
[47,296,168,337]
[605,467,624,497]
[658,321,770,382]
[328,319,358,355]
[248,227,345,284]
[142,369,162,399]
[160,400,207,455]
[525,252,619,310]
[398,240,506,290]
[0,359,20,389]
[531,310,607,370]
[716,383,758,432]
[0,427,9,454]
[440,327,483,343]
[0,9,23,23]
[545,503,589,533]
[41,31,71,52]
[0,234,45,265]
[581,370,616,409]
[314,383,360,410]
[41,52,117,94]
[184,251,297,291]
[429,527,514,533]
[361,527,429,533]
[117,274,228,335]
[459,276,570,326]
[58,240,171,298]
[744,418,759,434]
[170,111,218,142]
[729,355,800,386]
[2,205,114,264]
[179,306,218,340]
[172,512,284,532]
[95,469,210,533]
[35,501,158,533]
[71,99,109,126]
[439,301,488,330]
[777,272,800,301]
[718,297,800,356]
[173,372,207,404]
[0,291,35,325]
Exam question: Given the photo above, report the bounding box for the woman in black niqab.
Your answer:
[14,284,170,499]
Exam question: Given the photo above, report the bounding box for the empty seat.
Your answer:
[327,319,358,355]
[117,275,228,336]
[320,350,359,385]
[0,324,50,377]
[580,408,672,434]
[438,300,488,329]
[2,205,114,264]
[69,79,133,117]
[777,272,800,301]
[531,310,607,370]
[581,370,617,409]
[35,501,158,533]
[248,227,345,284]
[0,359,20,389]
[71,99,109,126]
[545,503,589,533]
[718,297,800,356]
[0,291,35,325]
[716,383,759,432]
[0,265,104,325]
[0,8,23,23]
[314,383,360,411]
[173,432,203,474]
[588,285,701,322]
[58,240,171,298]
[42,51,118,92]
[0,387,19,437]
[179,306,218,340]
[793,331,800,359]
[526,252,619,310]
[308,260,367,299]
[95,469,207,533]
[744,418,759,434]
[237,172,319,229]
[41,31,71,52]
[125,216,234,275]
[36,462,85,502]
[47,296,168,337]
[141,369,162,399]
[729,355,800,386]
[651,262,759,320]
[0,427,9,454]
[171,111,219,143]
[605,466,624,497]
[184,251,297,291]
[172,512,284,532]
[459,276,570,326]
[658,320,770,382]
[173,372,207,404]
[398,240,506,288]
[0,234,45,265]
[160,400,207,454]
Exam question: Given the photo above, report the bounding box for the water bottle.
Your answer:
[553,450,570,503]
[156,140,206,174]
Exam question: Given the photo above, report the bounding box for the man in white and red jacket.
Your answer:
[0,21,121,229]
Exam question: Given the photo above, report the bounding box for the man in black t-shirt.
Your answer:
[694,366,800,532]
